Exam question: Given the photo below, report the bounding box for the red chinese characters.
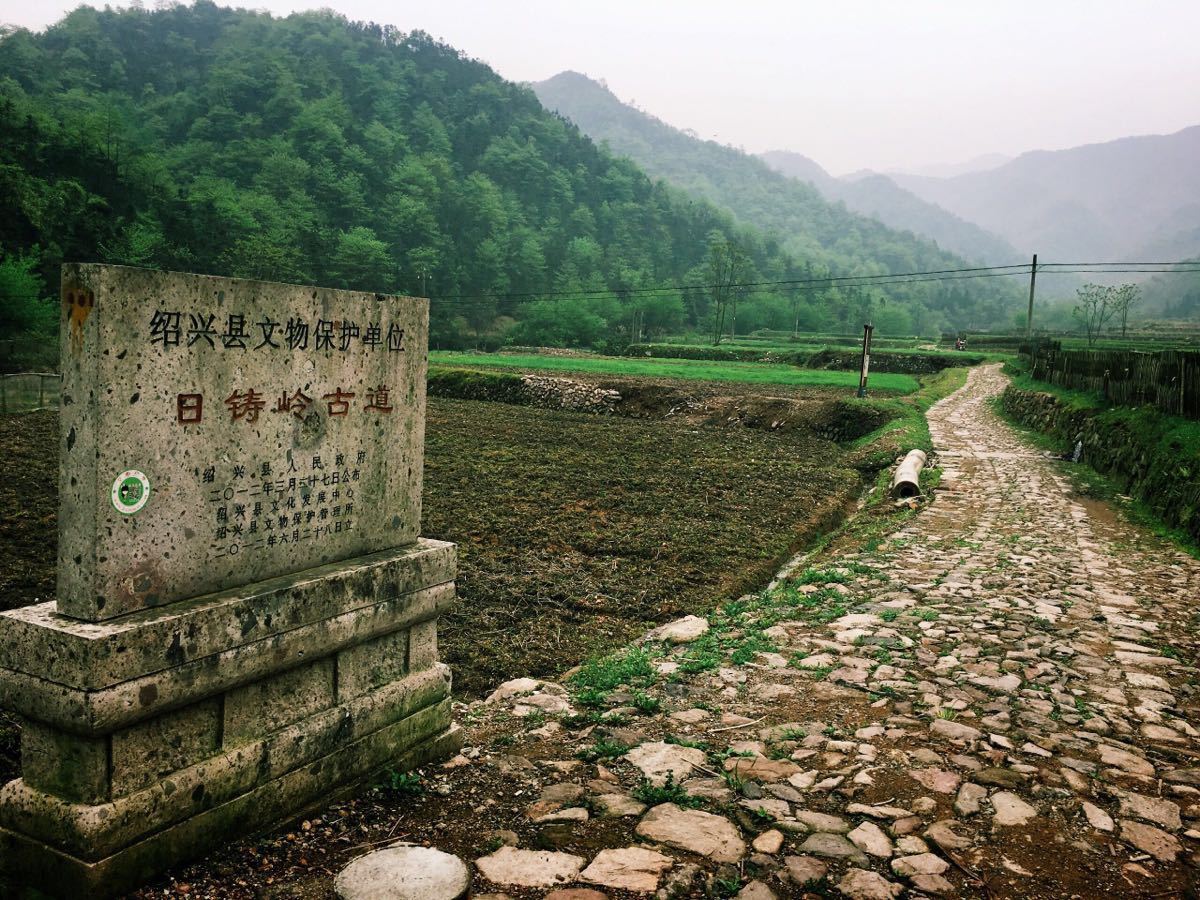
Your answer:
[321,388,356,417]
[273,390,314,418]
[177,393,203,424]
[224,389,266,423]
[364,385,393,412]
[177,385,398,424]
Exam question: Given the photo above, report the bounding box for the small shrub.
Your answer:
[577,739,630,762]
[377,769,424,797]
[632,774,701,807]
[632,690,661,714]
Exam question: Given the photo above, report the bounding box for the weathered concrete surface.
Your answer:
[0,539,455,690]
[0,269,459,900]
[0,675,453,858]
[0,542,454,734]
[58,264,429,621]
[0,722,462,899]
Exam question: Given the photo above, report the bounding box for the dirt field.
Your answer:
[424,396,861,696]
[0,393,863,700]
[0,410,56,608]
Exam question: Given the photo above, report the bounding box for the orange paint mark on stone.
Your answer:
[65,285,95,353]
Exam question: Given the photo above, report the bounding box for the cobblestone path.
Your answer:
[157,364,1200,899]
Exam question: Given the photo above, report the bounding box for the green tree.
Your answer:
[706,233,748,345]
[332,227,392,291]
[1073,283,1116,347]
[0,250,48,333]
[1111,283,1141,338]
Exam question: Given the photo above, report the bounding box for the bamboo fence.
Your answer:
[1030,348,1200,419]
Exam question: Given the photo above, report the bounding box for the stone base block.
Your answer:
[1,723,462,899]
[0,540,459,898]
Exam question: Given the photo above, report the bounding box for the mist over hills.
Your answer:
[885,153,1012,180]
[759,150,1022,265]
[0,3,857,350]
[887,127,1200,263]
[533,70,1020,329]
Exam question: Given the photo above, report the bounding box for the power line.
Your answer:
[426,259,1200,311]
[427,263,1033,305]
[1038,261,1200,268]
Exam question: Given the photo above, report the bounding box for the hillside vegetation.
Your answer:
[0,2,829,359]
[533,71,1022,334]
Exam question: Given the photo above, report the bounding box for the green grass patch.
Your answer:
[796,566,851,585]
[631,690,662,714]
[632,774,703,808]
[577,739,631,762]
[569,646,657,701]
[429,351,920,393]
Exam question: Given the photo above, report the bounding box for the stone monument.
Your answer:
[0,265,460,897]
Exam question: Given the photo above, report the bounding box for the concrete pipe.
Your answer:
[890,448,928,498]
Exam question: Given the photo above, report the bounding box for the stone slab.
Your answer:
[408,618,439,671]
[338,628,410,701]
[223,657,336,745]
[110,699,220,796]
[58,263,429,621]
[0,539,455,690]
[0,722,462,899]
[0,579,454,735]
[0,670,452,860]
[335,844,469,900]
[20,722,108,805]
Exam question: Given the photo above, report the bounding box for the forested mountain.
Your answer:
[889,127,1200,263]
[532,71,1021,334]
[0,3,840,358]
[759,150,1021,265]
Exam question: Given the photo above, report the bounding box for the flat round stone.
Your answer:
[335,845,470,900]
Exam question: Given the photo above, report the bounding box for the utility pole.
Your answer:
[857,322,874,398]
[1025,253,1038,341]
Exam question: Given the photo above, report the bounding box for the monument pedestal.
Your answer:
[0,540,460,898]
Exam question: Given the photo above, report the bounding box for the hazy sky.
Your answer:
[3,0,1198,174]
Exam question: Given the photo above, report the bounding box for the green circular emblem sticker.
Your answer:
[111,470,151,515]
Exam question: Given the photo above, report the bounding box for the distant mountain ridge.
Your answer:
[759,150,1022,265]
[887,126,1200,262]
[533,70,1020,329]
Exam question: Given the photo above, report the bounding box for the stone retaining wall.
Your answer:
[519,375,621,413]
[428,368,620,414]
[806,348,983,375]
[1001,385,1200,545]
